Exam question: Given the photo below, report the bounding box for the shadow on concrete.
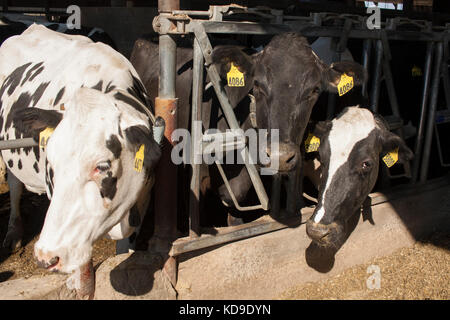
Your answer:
[305,203,363,273]
[0,191,48,266]
[109,251,163,296]
[0,271,13,282]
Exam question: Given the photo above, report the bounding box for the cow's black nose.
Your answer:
[266,143,299,172]
[306,220,330,241]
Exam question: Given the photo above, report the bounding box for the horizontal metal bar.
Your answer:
[0,138,37,150]
[170,213,306,257]
[0,7,67,13]
[184,20,447,42]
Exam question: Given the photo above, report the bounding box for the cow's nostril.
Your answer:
[306,221,331,241]
[37,256,60,270]
[286,153,296,164]
[49,256,59,267]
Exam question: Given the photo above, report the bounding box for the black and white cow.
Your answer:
[130,33,367,226]
[0,24,162,297]
[305,107,413,247]
[0,15,116,49]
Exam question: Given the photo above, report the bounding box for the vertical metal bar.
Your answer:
[420,42,444,183]
[189,37,204,238]
[159,35,177,99]
[270,173,281,219]
[152,0,180,287]
[382,53,401,117]
[158,0,179,12]
[440,41,450,109]
[361,39,372,100]
[285,164,301,217]
[412,42,434,183]
[370,40,383,113]
[326,39,341,120]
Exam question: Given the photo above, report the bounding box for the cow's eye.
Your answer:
[361,160,372,171]
[96,161,111,172]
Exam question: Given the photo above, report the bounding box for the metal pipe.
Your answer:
[420,42,444,183]
[158,0,179,13]
[159,35,177,99]
[184,21,444,42]
[440,41,450,109]
[189,37,204,238]
[151,0,180,288]
[369,40,383,113]
[412,42,434,183]
[285,165,301,217]
[0,138,37,150]
[381,36,401,118]
[361,39,372,99]
[270,174,281,219]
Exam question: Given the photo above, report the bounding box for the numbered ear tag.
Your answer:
[39,127,54,149]
[382,147,399,168]
[337,73,354,96]
[134,144,145,172]
[305,133,320,153]
[227,62,245,87]
[411,65,422,77]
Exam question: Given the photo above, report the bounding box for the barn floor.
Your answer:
[0,175,449,299]
[279,232,449,300]
[0,191,116,283]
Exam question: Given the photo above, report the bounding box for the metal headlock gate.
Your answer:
[0,2,448,286]
[148,1,450,285]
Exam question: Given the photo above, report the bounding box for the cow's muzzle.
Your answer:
[265,143,299,173]
[35,249,61,271]
[306,220,340,247]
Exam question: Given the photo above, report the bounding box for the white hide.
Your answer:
[314,107,377,223]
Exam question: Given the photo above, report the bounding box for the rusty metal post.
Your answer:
[150,0,180,287]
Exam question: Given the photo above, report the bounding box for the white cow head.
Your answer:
[305,107,413,247]
[14,88,162,273]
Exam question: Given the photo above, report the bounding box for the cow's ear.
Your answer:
[379,129,414,164]
[12,107,63,141]
[312,120,332,139]
[211,46,255,81]
[124,124,162,171]
[323,61,367,93]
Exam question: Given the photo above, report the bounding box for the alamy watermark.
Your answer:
[171,122,280,175]
[366,6,381,30]
[366,264,381,290]
[66,5,81,30]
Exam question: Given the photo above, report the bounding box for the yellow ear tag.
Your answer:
[227,62,245,87]
[337,73,354,96]
[305,133,320,153]
[134,144,145,172]
[382,147,399,168]
[411,65,422,77]
[39,127,54,149]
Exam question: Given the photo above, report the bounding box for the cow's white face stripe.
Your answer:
[314,107,376,223]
